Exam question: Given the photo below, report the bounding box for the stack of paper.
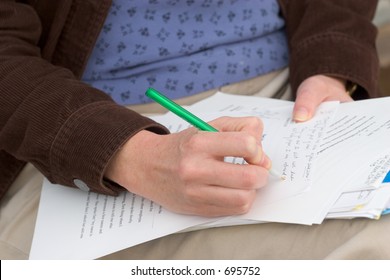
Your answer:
[29,92,390,259]
[187,93,390,224]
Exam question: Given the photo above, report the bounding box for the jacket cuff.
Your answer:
[289,32,379,99]
[49,101,169,196]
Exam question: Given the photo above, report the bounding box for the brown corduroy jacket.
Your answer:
[0,0,379,201]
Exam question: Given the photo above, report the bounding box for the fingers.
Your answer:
[204,116,271,166]
[182,129,271,168]
[161,159,264,217]
[119,117,272,217]
[209,116,264,140]
[170,121,271,216]
[179,186,257,217]
[178,157,269,190]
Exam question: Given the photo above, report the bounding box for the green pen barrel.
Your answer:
[145,88,218,132]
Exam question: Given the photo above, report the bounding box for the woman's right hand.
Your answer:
[104,116,271,217]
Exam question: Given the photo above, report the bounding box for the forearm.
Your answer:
[278,0,379,99]
[0,2,169,196]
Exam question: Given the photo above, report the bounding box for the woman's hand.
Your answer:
[293,75,354,122]
[104,116,271,217]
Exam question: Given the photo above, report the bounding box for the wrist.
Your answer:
[323,75,357,98]
[104,130,159,190]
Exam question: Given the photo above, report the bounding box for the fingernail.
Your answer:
[293,107,310,122]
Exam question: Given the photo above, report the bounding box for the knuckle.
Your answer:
[242,117,264,140]
[177,160,198,182]
[239,134,257,154]
[242,134,257,146]
[247,116,263,130]
[182,186,200,202]
[234,191,255,214]
[180,133,203,152]
[239,167,259,188]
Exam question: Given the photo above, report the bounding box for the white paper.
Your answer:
[30,180,215,259]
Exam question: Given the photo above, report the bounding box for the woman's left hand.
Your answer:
[293,75,354,122]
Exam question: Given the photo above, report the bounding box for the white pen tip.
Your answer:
[269,169,286,181]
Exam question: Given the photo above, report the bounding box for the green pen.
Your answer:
[145,87,218,132]
[145,87,285,180]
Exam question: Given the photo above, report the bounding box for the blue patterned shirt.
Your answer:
[82,0,289,105]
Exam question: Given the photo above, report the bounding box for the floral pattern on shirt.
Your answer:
[82,0,289,105]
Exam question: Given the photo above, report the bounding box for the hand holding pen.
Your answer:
[104,88,274,217]
[146,88,284,178]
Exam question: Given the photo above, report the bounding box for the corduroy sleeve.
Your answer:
[0,1,169,197]
[278,0,380,99]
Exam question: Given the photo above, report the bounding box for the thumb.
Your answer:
[293,75,351,122]
[293,87,323,122]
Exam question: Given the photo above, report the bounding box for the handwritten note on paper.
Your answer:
[256,103,338,201]
[280,116,330,182]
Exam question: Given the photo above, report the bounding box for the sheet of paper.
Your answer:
[188,91,292,112]
[30,180,215,259]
